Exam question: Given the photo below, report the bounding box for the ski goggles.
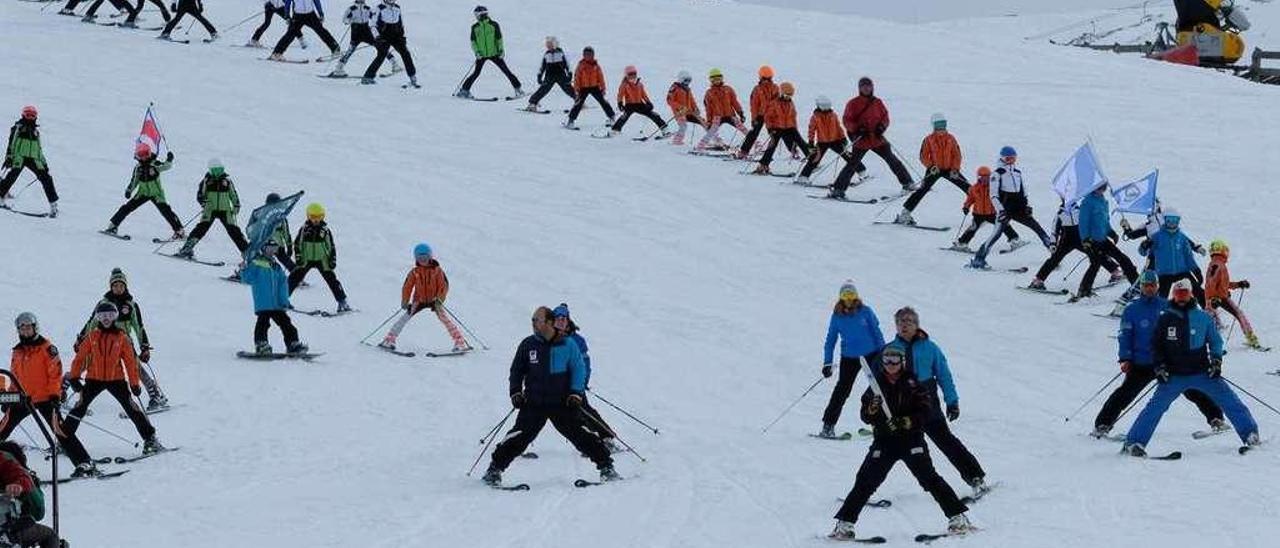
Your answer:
[881,353,905,366]
[1001,155,1017,165]
[95,310,119,324]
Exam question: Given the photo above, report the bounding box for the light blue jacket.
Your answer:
[1077,191,1111,243]
[883,331,958,406]
[242,257,291,312]
[1146,228,1198,276]
[823,304,885,364]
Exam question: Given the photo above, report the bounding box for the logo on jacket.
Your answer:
[1166,327,1177,340]
[528,350,539,364]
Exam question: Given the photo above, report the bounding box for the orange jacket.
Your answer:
[808,110,843,144]
[402,260,450,306]
[666,83,699,118]
[574,59,606,93]
[617,78,652,106]
[764,97,797,130]
[704,83,743,120]
[964,177,997,216]
[70,327,140,387]
[919,130,962,171]
[748,79,779,119]
[8,337,63,403]
[1204,255,1241,301]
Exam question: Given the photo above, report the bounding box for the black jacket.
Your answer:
[860,368,932,438]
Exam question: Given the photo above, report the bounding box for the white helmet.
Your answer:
[676,70,692,84]
[545,36,559,47]
[815,95,832,110]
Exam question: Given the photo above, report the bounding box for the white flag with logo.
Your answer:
[1111,170,1159,214]
[1051,142,1108,203]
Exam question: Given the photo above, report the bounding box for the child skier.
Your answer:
[736,66,779,160]
[951,166,1018,252]
[665,70,705,146]
[1204,240,1261,349]
[967,147,1053,269]
[244,240,308,355]
[456,5,523,99]
[329,0,401,78]
[696,68,746,151]
[0,106,58,217]
[175,159,249,259]
[159,0,218,41]
[524,36,574,112]
[269,0,342,61]
[378,243,470,352]
[248,0,291,48]
[610,66,670,137]
[104,143,185,241]
[1146,208,1206,304]
[796,96,846,185]
[552,304,621,452]
[564,46,615,129]
[360,0,418,87]
[819,280,885,438]
[289,203,351,313]
[750,81,810,175]
[76,268,170,411]
[897,113,969,225]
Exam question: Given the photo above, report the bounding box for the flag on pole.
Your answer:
[1111,170,1159,214]
[137,105,167,156]
[244,191,304,261]
[1051,142,1108,203]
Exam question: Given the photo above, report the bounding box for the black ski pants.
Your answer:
[0,158,58,203]
[255,310,299,345]
[288,262,347,302]
[126,0,170,23]
[9,522,58,548]
[272,12,338,55]
[567,87,615,122]
[903,170,970,212]
[1158,272,1207,307]
[84,0,136,18]
[799,140,847,178]
[364,35,415,78]
[189,210,249,252]
[823,355,869,426]
[1094,366,1224,429]
[758,128,810,167]
[739,116,766,155]
[832,142,913,192]
[0,400,93,466]
[65,380,156,441]
[958,213,1018,246]
[975,210,1052,261]
[922,409,985,484]
[834,433,968,523]
[489,404,614,470]
[1080,239,1138,295]
[160,4,217,36]
[1034,228,1114,281]
[109,196,183,232]
[342,24,388,62]
[461,56,522,91]
[611,104,667,132]
[529,77,574,104]
[252,3,290,42]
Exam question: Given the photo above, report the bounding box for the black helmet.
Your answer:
[265,192,281,204]
[474,5,488,16]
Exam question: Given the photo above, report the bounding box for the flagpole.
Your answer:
[149,102,172,155]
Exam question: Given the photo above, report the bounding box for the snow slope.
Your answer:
[1,1,1279,547]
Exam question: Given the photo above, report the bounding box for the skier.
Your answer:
[1092,271,1226,438]
[78,0,137,24]
[819,280,885,439]
[750,82,810,175]
[0,441,59,548]
[359,0,417,88]
[1123,279,1260,456]
[610,66,670,137]
[456,6,523,99]
[524,36,574,112]
[827,77,914,200]
[64,302,164,455]
[158,0,218,41]
[664,70,706,146]
[75,268,170,412]
[481,307,619,486]
[1075,184,1139,300]
[552,303,621,452]
[695,68,747,151]
[288,203,351,313]
[1145,208,1206,304]
[103,143,185,241]
[174,159,249,259]
[1027,197,1118,289]
[735,65,779,160]
[243,240,308,355]
[248,0,293,48]
[378,243,470,352]
[796,95,847,185]
[0,106,58,217]
[128,0,173,26]
[950,166,1018,252]
[263,193,296,271]
[887,307,988,494]
[1203,240,1261,349]
[829,345,971,540]
[896,113,969,225]
[564,46,615,129]
[1,313,99,477]
[330,0,401,79]
[967,147,1053,270]
[269,0,342,61]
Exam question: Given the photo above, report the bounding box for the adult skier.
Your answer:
[1092,271,1226,438]
[735,66,779,160]
[0,441,59,548]
[896,113,969,225]
[695,68,746,151]
[244,240,309,355]
[330,0,401,79]
[1027,199,1110,289]
[610,66,670,136]
[269,0,342,61]
[819,281,885,439]
[288,203,351,313]
[1204,240,1262,349]
[796,95,848,185]
[1123,279,1260,456]
[455,6,523,99]
[75,268,170,412]
[829,345,971,541]
[564,46,614,129]
[481,306,619,487]
[359,0,417,87]
[0,106,58,217]
[248,0,293,48]
[1,313,99,477]
[524,36,574,112]
[103,143,185,241]
[750,82,810,175]
[552,304,621,452]
[967,147,1053,270]
[64,302,164,455]
[664,70,706,146]
[378,243,470,352]
[158,0,218,41]
[1145,208,1205,304]
[174,159,249,259]
[827,77,914,199]
[950,166,1018,252]
[1075,185,1139,300]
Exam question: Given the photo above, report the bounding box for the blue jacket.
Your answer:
[241,257,291,312]
[1146,228,1197,276]
[509,333,587,405]
[884,330,958,407]
[823,304,884,364]
[1153,302,1223,376]
[1117,294,1167,366]
[566,331,592,387]
[1077,191,1110,243]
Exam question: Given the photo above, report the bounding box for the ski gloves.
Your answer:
[821,364,833,378]
[946,404,960,422]
[510,392,525,409]
[1208,358,1223,379]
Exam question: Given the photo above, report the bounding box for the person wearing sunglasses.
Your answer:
[818,280,884,439]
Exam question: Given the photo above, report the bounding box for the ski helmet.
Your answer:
[815,95,832,110]
[778,82,795,97]
[999,145,1017,158]
[977,165,992,177]
[1138,270,1159,287]
[306,202,326,220]
[1162,208,1181,230]
[1169,279,1194,301]
[1209,239,1229,257]
[20,105,37,120]
[109,267,128,288]
[708,68,723,80]
[624,65,638,76]
[676,70,692,84]
[94,302,120,325]
[265,192,281,204]
[414,242,433,259]
[474,5,488,17]
[207,158,224,177]
[839,279,858,300]
[582,46,594,56]
[553,303,571,319]
[931,112,946,129]
[857,76,873,90]
[134,142,153,159]
[758,65,774,79]
[545,36,559,48]
[14,312,37,332]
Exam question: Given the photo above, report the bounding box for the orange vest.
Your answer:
[8,337,63,403]
[70,328,140,386]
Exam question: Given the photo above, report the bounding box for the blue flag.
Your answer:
[1051,142,1108,203]
[244,191,304,261]
[1111,170,1158,214]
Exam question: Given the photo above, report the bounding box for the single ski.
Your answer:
[1017,285,1069,296]
[402,83,422,89]
[808,194,879,204]
[100,230,132,240]
[492,483,531,491]
[458,95,499,102]
[502,95,525,101]
[297,308,357,318]
[361,342,416,358]
[96,21,118,27]
[517,108,552,114]
[159,253,225,267]
[119,403,185,418]
[809,428,872,441]
[236,351,323,361]
[824,534,887,544]
[968,265,1030,274]
[262,56,309,64]
[1131,451,1182,461]
[520,452,539,459]
[425,349,471,358]
[959,483,999,505]
[1091,313,1121,320]
[915,532,965,544]
[151,237,181,244]
[872,221,950,232]
[938,246,975,254]
[1,206,50,218]
[159,37,191,44]
[1240,445,1257,455]
[1191,428,1230,440]
[834,497,893,509]
[42,469,129,485]
[1265,369,1280,376]
[114,446,181,464]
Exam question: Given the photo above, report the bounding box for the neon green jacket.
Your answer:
[127,158,173,202]
[470,18,504,58]
[6,120,46,170]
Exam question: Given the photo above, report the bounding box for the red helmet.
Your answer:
[20,105,37,120]
[134,142,153,159]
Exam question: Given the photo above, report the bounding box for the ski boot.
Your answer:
[818,423,837,439]
[1122,442,1146,457]
[268,52,285,61]
[336,300,352,313]
[966,476,988,497]
[659,126,673,139]
[378,335,397,351]
[1004,238,1027,253]
[522,102,542,112]
[454,89,473,99]
[751,164,770,175]
[828,521,857,541]
[59,8,76,16]
[206,32,219,42]
[389,57,404,74]
[947,513,973,534]
[1245,332,1262,349]
[360,77,376,85]
[143,436,165,455]
[158,32,172,40]
[81,14,97,23]
[894,209,915,225]
[967,257,989,270]
[511,87,526,98]
[1027,278,1046,290]
[328,64,349,78]
[850,171,870,187]
[671,133,685,146]
[286,341,310,355]
[563,120,578,130]
[1067,291,1097,303]
[255,341,273,356]
[1090,424,1112,439]
[407,75,420,88]
[119,20,137,29]
[904,180,921,192]
[1246,432,1261,447]
[826,189,846,200]
[49,201,58,218]
[1210,418,1232,434]
[601,437,624,454]
[732,149,748,160]
[245,39,263,48]
[147,393,170,412]
[71,462,101,478]
[452,342,473,353]
[171,228,186,240]
[481,466,502,486]
[102,223,120,235]
[605,115,616,126]
[947,241,971,252]
[599,465,622,482]
[1108,269,1126,284]
[174,238,197,259]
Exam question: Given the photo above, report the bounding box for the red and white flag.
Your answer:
[136,105,166,156]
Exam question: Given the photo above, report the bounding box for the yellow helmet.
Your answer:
[708,68,723,79]
[306,202,326,220]
[1209,239,1229,257]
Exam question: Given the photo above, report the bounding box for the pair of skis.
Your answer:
[0,204,51,218]
[362,341,469,358]
[489,477,623,492]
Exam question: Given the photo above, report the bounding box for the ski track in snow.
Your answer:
[2,1,1280,547]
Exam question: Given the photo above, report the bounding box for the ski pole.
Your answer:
[762,377,825,433]
[640,117,675,140]
[1061,256,1088,282]
[360,308,403,345]
[467,408,514,476]
[1224,377,1280,418]
[1223,288,1245,344]
[62,414,139,448]
[580,407,646,462]
[1115,382,1156,423]
[442,304,488,350]
[221,10,265,34]
[952,212,970,242]
[1064,371,1122,422]
[152,211,201,252]
[453,62,475,96]
[9,178,38,202]
[588,388,659,435]
[477,407,516,445]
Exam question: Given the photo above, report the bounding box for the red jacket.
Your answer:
[573,59,606,93]
[0,454,33,493]
[808,110,844,144]
[842,95,889,150]
[704,83,744,120]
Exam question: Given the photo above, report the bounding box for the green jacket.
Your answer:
[6,120,46,170]
[294,220,336,270]
[272,218,292,255]
[77,291,150,351]
[127,158,173,202]
[470,18,504,58]
[197,173,240,222]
